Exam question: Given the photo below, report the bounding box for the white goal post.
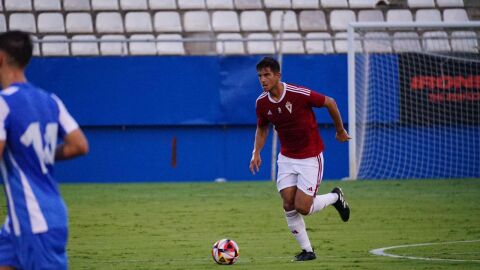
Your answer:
[348,21,480,180]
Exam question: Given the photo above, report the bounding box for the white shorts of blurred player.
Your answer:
[276,152,324,197]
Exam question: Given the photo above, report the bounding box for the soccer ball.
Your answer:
[212,239,239,265]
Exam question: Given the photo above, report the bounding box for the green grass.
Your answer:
[2,179,480,269]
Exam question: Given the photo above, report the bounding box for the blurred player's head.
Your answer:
[0,31,33,70]
[256,57,281,92]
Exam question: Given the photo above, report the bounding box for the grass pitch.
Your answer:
[3,179,480,269]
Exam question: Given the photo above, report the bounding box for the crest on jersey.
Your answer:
[268,110,272,115]
[285,101,293,114]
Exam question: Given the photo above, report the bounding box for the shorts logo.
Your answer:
[268,110,272,115]
[307,187,313,191]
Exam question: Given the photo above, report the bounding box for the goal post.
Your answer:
[348,21,480,180]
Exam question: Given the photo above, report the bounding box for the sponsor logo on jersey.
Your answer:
[277,107,282,114]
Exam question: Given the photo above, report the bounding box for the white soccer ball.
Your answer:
[211,239,240,265]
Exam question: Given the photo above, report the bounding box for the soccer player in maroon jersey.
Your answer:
[249,57,350,261]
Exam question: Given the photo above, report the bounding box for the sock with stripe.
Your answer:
[308,193,339,215]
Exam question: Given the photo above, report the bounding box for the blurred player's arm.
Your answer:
[323,97,350,143]
[55,128,89,160]
[249,124,269,175]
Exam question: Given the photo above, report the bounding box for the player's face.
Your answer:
[257,67,280,92]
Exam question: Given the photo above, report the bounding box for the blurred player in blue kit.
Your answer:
[0,31,89,270]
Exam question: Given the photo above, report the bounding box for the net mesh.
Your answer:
[352,26,480,179]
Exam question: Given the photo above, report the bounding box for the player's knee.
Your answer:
[283,202,295,211]
[295,203,310,215]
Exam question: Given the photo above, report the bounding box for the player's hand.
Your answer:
[249,152,262,175]
[335,129,351,142]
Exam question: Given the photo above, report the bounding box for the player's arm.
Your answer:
[249,124,269,175]
[55,128,89,160]
[323,97,350,142]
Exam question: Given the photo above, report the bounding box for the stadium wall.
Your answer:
[26,55,349,182]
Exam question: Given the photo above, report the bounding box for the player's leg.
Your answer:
[277,153,315,261]
[295,153,350,221]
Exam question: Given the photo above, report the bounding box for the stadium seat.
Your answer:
[240,11,269,31]
[212,11,240,32]
[299,10,327,31]
[0,15,6,32]
[358,10,384,22]
[292,0,319,9]
[270,11,298,31]
[234,0,263,9]
[437,0,464,7]
[129,34,157,55]
[9,13,37,33]
[206,0,234,9]
[276,33,305,54]
[387,9,413,22]
[100,34,128,55]
[178,0,206,9]
[392,32,422,52]
[63,0,91,11]
[183,11,212,32]
[38,13,65,33]
[264,0,291,9]
[443,9,469,22]
[305,32,334,54]
[364,32,392,52]
[330,10,356,31]
[407,0,435,8]
[349,0,378,8]
[415,9,441,22]
[154,12,182,32]
[66,13,93,33]
[149,0,177,9]
[42,35,69,56]
[96,12,124,33]
[321,0,348,8]
[91,0,119,10]
[125,12,153,33]
[34,0,61,11]
[423,31,451,51]
[184,33,215,54]
[5,0,32,11]
[120,0,148,10]
[247,33,275,54]
[71,35,99,55]
[451,31,478,52]
[156,34,186,55]
[216,33,245,54]
[334,32,362,53]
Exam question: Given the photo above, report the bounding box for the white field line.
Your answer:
[370,239,480,263]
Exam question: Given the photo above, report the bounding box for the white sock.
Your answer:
[309,193,339,215]
[285,210,313,252]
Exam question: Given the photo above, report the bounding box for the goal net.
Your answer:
[348,22,480,179]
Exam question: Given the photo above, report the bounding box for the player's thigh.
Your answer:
[19,228,68,270]
[0,229,19,270]
[296,153,323,197]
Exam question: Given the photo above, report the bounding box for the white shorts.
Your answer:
[276,152,324,196]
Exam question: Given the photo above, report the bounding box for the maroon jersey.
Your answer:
[256,82,326,159]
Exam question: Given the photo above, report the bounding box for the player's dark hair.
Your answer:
[256,57,280,73]
[0,31,33,68]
